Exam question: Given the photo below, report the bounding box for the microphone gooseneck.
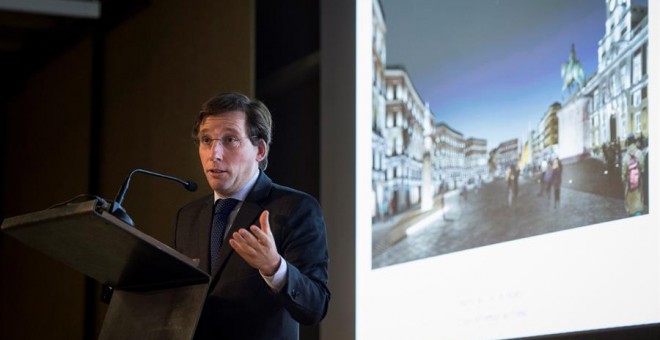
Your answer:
[110,168,197,226]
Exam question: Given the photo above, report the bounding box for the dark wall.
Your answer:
[1,0,328,338]
[1,37,93,340]
[256,0,320,197]
[1,0,254,338]
[255,1,321,339]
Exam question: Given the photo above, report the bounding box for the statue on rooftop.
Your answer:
[561,44,586,95]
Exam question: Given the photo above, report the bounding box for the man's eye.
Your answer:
[200,136,212,144]
[224,136,240,144]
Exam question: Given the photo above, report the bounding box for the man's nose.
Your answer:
[212,140,224,159]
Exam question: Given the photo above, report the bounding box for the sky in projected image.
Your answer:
[381,0,646,146]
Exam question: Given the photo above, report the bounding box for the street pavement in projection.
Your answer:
[372,160,629,269]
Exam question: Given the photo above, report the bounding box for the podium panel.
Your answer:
[1,198,210,339]
[100,284,208,340]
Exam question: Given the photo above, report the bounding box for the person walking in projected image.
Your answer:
[506,164,519,207]
[174,92,330,340]
[506,165,513,207]
[621,134,645,216]
[551,157,562,209]
[543,157,554,203]
[537,159,548,196]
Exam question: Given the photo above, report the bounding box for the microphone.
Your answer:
[109,168,197,226]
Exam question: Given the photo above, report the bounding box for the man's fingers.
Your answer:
[259,210,270,234]
[236,229,260,246]
[228,238,246,253]
[230,232,258,255]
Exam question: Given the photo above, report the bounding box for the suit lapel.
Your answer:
[209,172,273,282]
[197,197,214,273]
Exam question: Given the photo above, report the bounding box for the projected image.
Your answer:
[371,0,650,269]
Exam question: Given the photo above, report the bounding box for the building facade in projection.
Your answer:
[383,67,432,214]
[588,0,648,149]
[434,122,465,189]
[370,0,489,222]
[372,0,388,221]
[465,137,488,179]
[493,138,519,176]
[554,0,648,162]
[520,0,648,169]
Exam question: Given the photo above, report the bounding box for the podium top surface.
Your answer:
[2,199,209,290]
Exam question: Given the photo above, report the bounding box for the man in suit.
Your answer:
[175,92,330,339]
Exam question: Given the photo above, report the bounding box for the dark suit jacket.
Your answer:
[175,171,330,340]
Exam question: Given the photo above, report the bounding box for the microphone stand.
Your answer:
[101,168,197,304]
[109,168,197,226]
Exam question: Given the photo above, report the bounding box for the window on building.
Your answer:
[620,112,627,138]
[634,111,641,134]
[620,64,629,89]
[632,51,642,84]
[633,90,641,107]
[610,73,619,95]
[594,89,600,109]
[396,137,403,155]
[642,86,647,100]
[621,92,627,108]
[642,44,647,76]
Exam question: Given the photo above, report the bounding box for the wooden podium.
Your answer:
[1,198,210,340]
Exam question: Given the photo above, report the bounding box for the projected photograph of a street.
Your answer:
[371,0,650,269]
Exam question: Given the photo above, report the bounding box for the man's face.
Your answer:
[198,111,265,197]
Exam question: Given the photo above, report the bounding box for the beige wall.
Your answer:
[1,0,254,338]
[100,0,253,244]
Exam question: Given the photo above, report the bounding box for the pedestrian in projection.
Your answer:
[638,133,649,209]
[551,158,562,208]
[621,134,645,216]
[506,164,518,207]
[506,166,513,207]
[543,158,554,203]
[512,164,519,200]
[537,159,548,196]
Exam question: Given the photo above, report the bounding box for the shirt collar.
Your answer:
[213,169,260,203]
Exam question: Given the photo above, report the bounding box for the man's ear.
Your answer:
[256,139,267,161]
